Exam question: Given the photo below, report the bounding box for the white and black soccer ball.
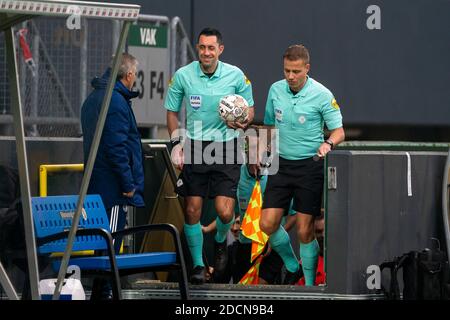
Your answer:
[218,94,249,123]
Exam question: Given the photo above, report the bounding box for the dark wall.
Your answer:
[120,0,450,128]
[327,149,447,294]
[191,0,450,126]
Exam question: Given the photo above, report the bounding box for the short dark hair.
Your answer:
[198,27,223,45]
[283,44,310,64]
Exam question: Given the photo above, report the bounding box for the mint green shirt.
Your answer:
[164,61,254,142]
[264,77,343,160]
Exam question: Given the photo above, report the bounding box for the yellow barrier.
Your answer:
[39,164,84,197]
[39,163,123,256]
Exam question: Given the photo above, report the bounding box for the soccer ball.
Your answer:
[218,94,249,123]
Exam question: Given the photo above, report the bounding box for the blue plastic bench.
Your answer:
[31,194,189,300]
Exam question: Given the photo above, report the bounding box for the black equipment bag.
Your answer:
[380,240,450,300]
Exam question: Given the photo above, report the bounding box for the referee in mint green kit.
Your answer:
[164,28,254,284]
[260,44,345,286]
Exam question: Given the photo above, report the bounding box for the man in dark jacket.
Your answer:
[81,53,144,254]
[81,53,144,300]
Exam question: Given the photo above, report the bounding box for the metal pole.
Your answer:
[0,261,18,300]
[5,27,41,300]
[170,17,195,130]
[112,20,120,55]
[18,22,27,136]
[170,17,178,85]
[171,17,195,60]
[180,38,188,129]
[19,23,26,107]
[138,14,169,24]
[79,18,88,136]
[442,148,450,263]
[52,21,132,300]
[31,32,39,136]
[151,125,158,139]
[170,17,181,129]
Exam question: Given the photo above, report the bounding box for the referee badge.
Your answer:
[298,115,306,124]
[331,98,340,110]
[244,75,251,85]
[275,108,283,122]
[190,95,202,110]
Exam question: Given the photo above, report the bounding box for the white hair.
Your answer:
[114,53,138,79]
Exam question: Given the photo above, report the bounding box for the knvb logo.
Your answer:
[366,265,381,290]
[366,5,381,30]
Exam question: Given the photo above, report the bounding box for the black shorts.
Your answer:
[175,138,243,198]
[259,250,284,284]
[262,156,324,216]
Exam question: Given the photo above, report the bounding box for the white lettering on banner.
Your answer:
[140,28,157,46]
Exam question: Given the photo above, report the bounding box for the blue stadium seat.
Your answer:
[32,194,189,300]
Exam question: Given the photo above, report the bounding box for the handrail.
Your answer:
[142,142,184,210]
[39,164,84,197]
[442,148,450,264]
[170,16,196,75]
[170,17,195,130]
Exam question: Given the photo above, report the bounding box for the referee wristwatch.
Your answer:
[170,136,182,147]
[324,139,334,149]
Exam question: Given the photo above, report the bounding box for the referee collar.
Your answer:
[285,75,310,97]
[197,60,223,79]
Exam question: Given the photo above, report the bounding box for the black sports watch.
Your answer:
[325,139,334,149]
[170,136,182,147]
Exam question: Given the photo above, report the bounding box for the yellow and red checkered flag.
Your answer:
[240,180,269,261]
[238,255,263,284]
[238,180,269,284]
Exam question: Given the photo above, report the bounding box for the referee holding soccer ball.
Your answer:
[164,27,254,284]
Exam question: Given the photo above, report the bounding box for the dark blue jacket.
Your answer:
[81,68,145,209]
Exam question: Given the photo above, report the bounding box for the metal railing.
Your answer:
[39,163,84,197]
[170,17,196,129]
[0,0,140,300]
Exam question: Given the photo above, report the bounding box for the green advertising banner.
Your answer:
[128,24,168,48]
